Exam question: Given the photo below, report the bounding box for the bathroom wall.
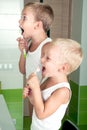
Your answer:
[0,0,23,90]
[0,0,24,130]
[68,0,87,129]
[44,0,71,39]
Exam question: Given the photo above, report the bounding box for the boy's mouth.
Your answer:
[20,27,24,35]
[42,66,46,73]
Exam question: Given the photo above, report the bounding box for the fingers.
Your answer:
[28,73,36,79]
[17,38,26,53]
[27,73,37,86]
[23,87,28,98]
[23,80,33,99]
[23,74,40,98]
[17,37,29,52]
[23,85,32,98]
[16,37,23,42]
[26,80,34,88]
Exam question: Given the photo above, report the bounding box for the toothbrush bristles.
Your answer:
[34,67,40,74]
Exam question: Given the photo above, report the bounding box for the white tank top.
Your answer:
[31,82,71,130]
[26,37,52,80]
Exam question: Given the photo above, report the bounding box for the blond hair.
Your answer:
[52,38,83,75]
[24,2,54,32]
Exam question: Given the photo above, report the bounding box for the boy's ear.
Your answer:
[34,21,43,29]
[58,63,69,74]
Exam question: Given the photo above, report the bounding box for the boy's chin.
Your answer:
[42,74,48,78]
[42,74,46,78]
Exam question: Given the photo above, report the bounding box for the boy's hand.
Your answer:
[27,73,40,90]
[23,73,40,98]
[17,37,29,53]
[23,86,30,98]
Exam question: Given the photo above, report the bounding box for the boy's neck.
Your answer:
[32,33,48,45]
[29,35,48,51]
[41,75,68,90]
[48,75,68,84]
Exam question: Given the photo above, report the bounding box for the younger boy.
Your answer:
[24,38,83,130]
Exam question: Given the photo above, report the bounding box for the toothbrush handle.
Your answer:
[23,49,26,59]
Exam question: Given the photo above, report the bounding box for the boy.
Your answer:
[17,2,54,117]
[24,38,83,130]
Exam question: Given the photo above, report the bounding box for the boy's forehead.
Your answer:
[21,8,35,20]
[43,42,57,50]
[43,42,52,48]
[22,7,33,14]
[42,43,58,54]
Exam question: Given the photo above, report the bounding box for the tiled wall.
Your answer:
[79,86,87,125]
[68,80,87,129]
[44,0,71,39]
[68,80,79,123]
[23,117,31,130]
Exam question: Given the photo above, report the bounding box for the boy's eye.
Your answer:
[21,15,28,21]
[46,57,50,60]
[41,52,44,58]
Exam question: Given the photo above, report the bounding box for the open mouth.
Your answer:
[42,66,46,73]
[20,27,24,35]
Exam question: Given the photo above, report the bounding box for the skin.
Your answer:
[23,43,71,119]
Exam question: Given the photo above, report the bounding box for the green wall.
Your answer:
[69,81,79,124]
[68,81,87,130]
[68,1,87,129]
[1,89,23,130]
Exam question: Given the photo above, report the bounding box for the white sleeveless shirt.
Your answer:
[26,38,52,80]
[31,82,71,130]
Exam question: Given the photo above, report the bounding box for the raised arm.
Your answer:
[24,73,70,120]
[19,53,26,74]
[17,37,28,74]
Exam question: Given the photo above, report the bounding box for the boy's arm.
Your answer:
[17,37,28,74]
[27,73,70,120]
[33,86,70,120]
[19,53,26,74]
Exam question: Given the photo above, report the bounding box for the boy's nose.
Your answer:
[19,18,23,26]
[19,19,21,24]
[41,57,45,64]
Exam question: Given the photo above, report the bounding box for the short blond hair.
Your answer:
[52,38,83,75]
[24,2,54,32]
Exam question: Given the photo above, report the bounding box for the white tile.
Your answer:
[0,0,23,14]
[0,30,21,48]
[0,14,20,29]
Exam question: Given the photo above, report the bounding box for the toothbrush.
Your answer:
[34,66,48,84]
[34,66,40,74]
[23,49,26,59]
[20,35,27,59]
